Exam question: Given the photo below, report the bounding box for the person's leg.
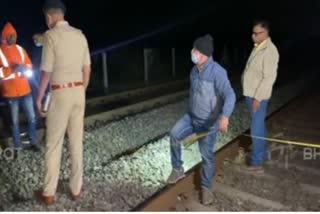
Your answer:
[198,129,218,189]
[197,125,218,205]
[167,114,194,184]
[169,114,194,170]
[8,98,21,148]
[250,99,269,166]
[21,94,37,145]
[43,90,70,197]
[67,88,85,196]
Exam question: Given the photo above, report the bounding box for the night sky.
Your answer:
[1,0,319,60]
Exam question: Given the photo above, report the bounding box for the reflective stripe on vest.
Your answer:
[0,67,4,78]
[16,45,25,63]
[2,73,15,80]
[0,48,9,67]
[0,45,26,79]
[0,49,8,78]
[0,45,25,67]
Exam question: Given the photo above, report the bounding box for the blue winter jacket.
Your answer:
[189,57,236,128]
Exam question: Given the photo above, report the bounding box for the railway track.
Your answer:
[0,79,189,143]
[0,71,317,211]
[136,83,320,211]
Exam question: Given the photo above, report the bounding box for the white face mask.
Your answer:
[35,42,43,47]
[191,51,200,64]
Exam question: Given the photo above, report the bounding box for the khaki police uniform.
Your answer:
[40,21,90,196]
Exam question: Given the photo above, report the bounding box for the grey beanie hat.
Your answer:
[193,34,214,56]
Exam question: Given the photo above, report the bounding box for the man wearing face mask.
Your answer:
[30,34,45,105]
[33,34,45,47]
[242,20,279,173]
[35,0,91,205]
[167,34,236,205]
[0,22,40,151]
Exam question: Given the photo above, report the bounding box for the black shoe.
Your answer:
[30,144,41,152]
[22,144,32,150]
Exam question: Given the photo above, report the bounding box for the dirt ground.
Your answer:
[176,145,320,211]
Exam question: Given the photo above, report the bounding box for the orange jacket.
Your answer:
[0,22,32,98]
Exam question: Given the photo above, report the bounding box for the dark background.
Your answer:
[1,1,319,50]
[0,0,319,87]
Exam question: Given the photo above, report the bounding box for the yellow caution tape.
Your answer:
[180,132,320,149]
[243,134,320,149]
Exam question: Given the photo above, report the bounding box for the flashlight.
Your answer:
[24,69,33,78]
[43,92,52,112]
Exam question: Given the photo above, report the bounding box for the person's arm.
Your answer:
[0,49,16,80]
[252,47,279,112]
[36,33,54,116]
[253,47,279,102]
[22,48,32,69]
[19,48,33,78]
[38,72,51,102]
[0,66,14,80]
[215,70,236,133]
[82,37,91,90]
[82,65,91,90]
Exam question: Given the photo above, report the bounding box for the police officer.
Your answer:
[36,0,91,205]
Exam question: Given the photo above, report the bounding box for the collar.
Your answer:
[254,37,270,51]
[55,21,69,28]
[198,56,213,72]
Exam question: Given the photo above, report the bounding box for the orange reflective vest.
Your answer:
[0,22,32,98]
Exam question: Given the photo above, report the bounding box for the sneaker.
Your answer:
[22,144,32,150]
[22,144,40,152]
[20,133,30,145]
[201,187,213,205]
[166,168,185,184]
[21,139,30,145]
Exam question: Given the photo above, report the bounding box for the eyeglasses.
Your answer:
[252,31,265,36]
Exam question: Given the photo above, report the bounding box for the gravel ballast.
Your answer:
[0,75,313,211]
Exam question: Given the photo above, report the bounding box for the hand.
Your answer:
[12,64,27,72]
[36,96,46,118]
[12,64,22,71]
[219,116,229,133]
[252,99,261,113]
[33,33,44,47]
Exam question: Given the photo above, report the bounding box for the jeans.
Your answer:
[7,94,37,147]
[170,113,218,189]
[245,97,269,166]
[29,77,39,107]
